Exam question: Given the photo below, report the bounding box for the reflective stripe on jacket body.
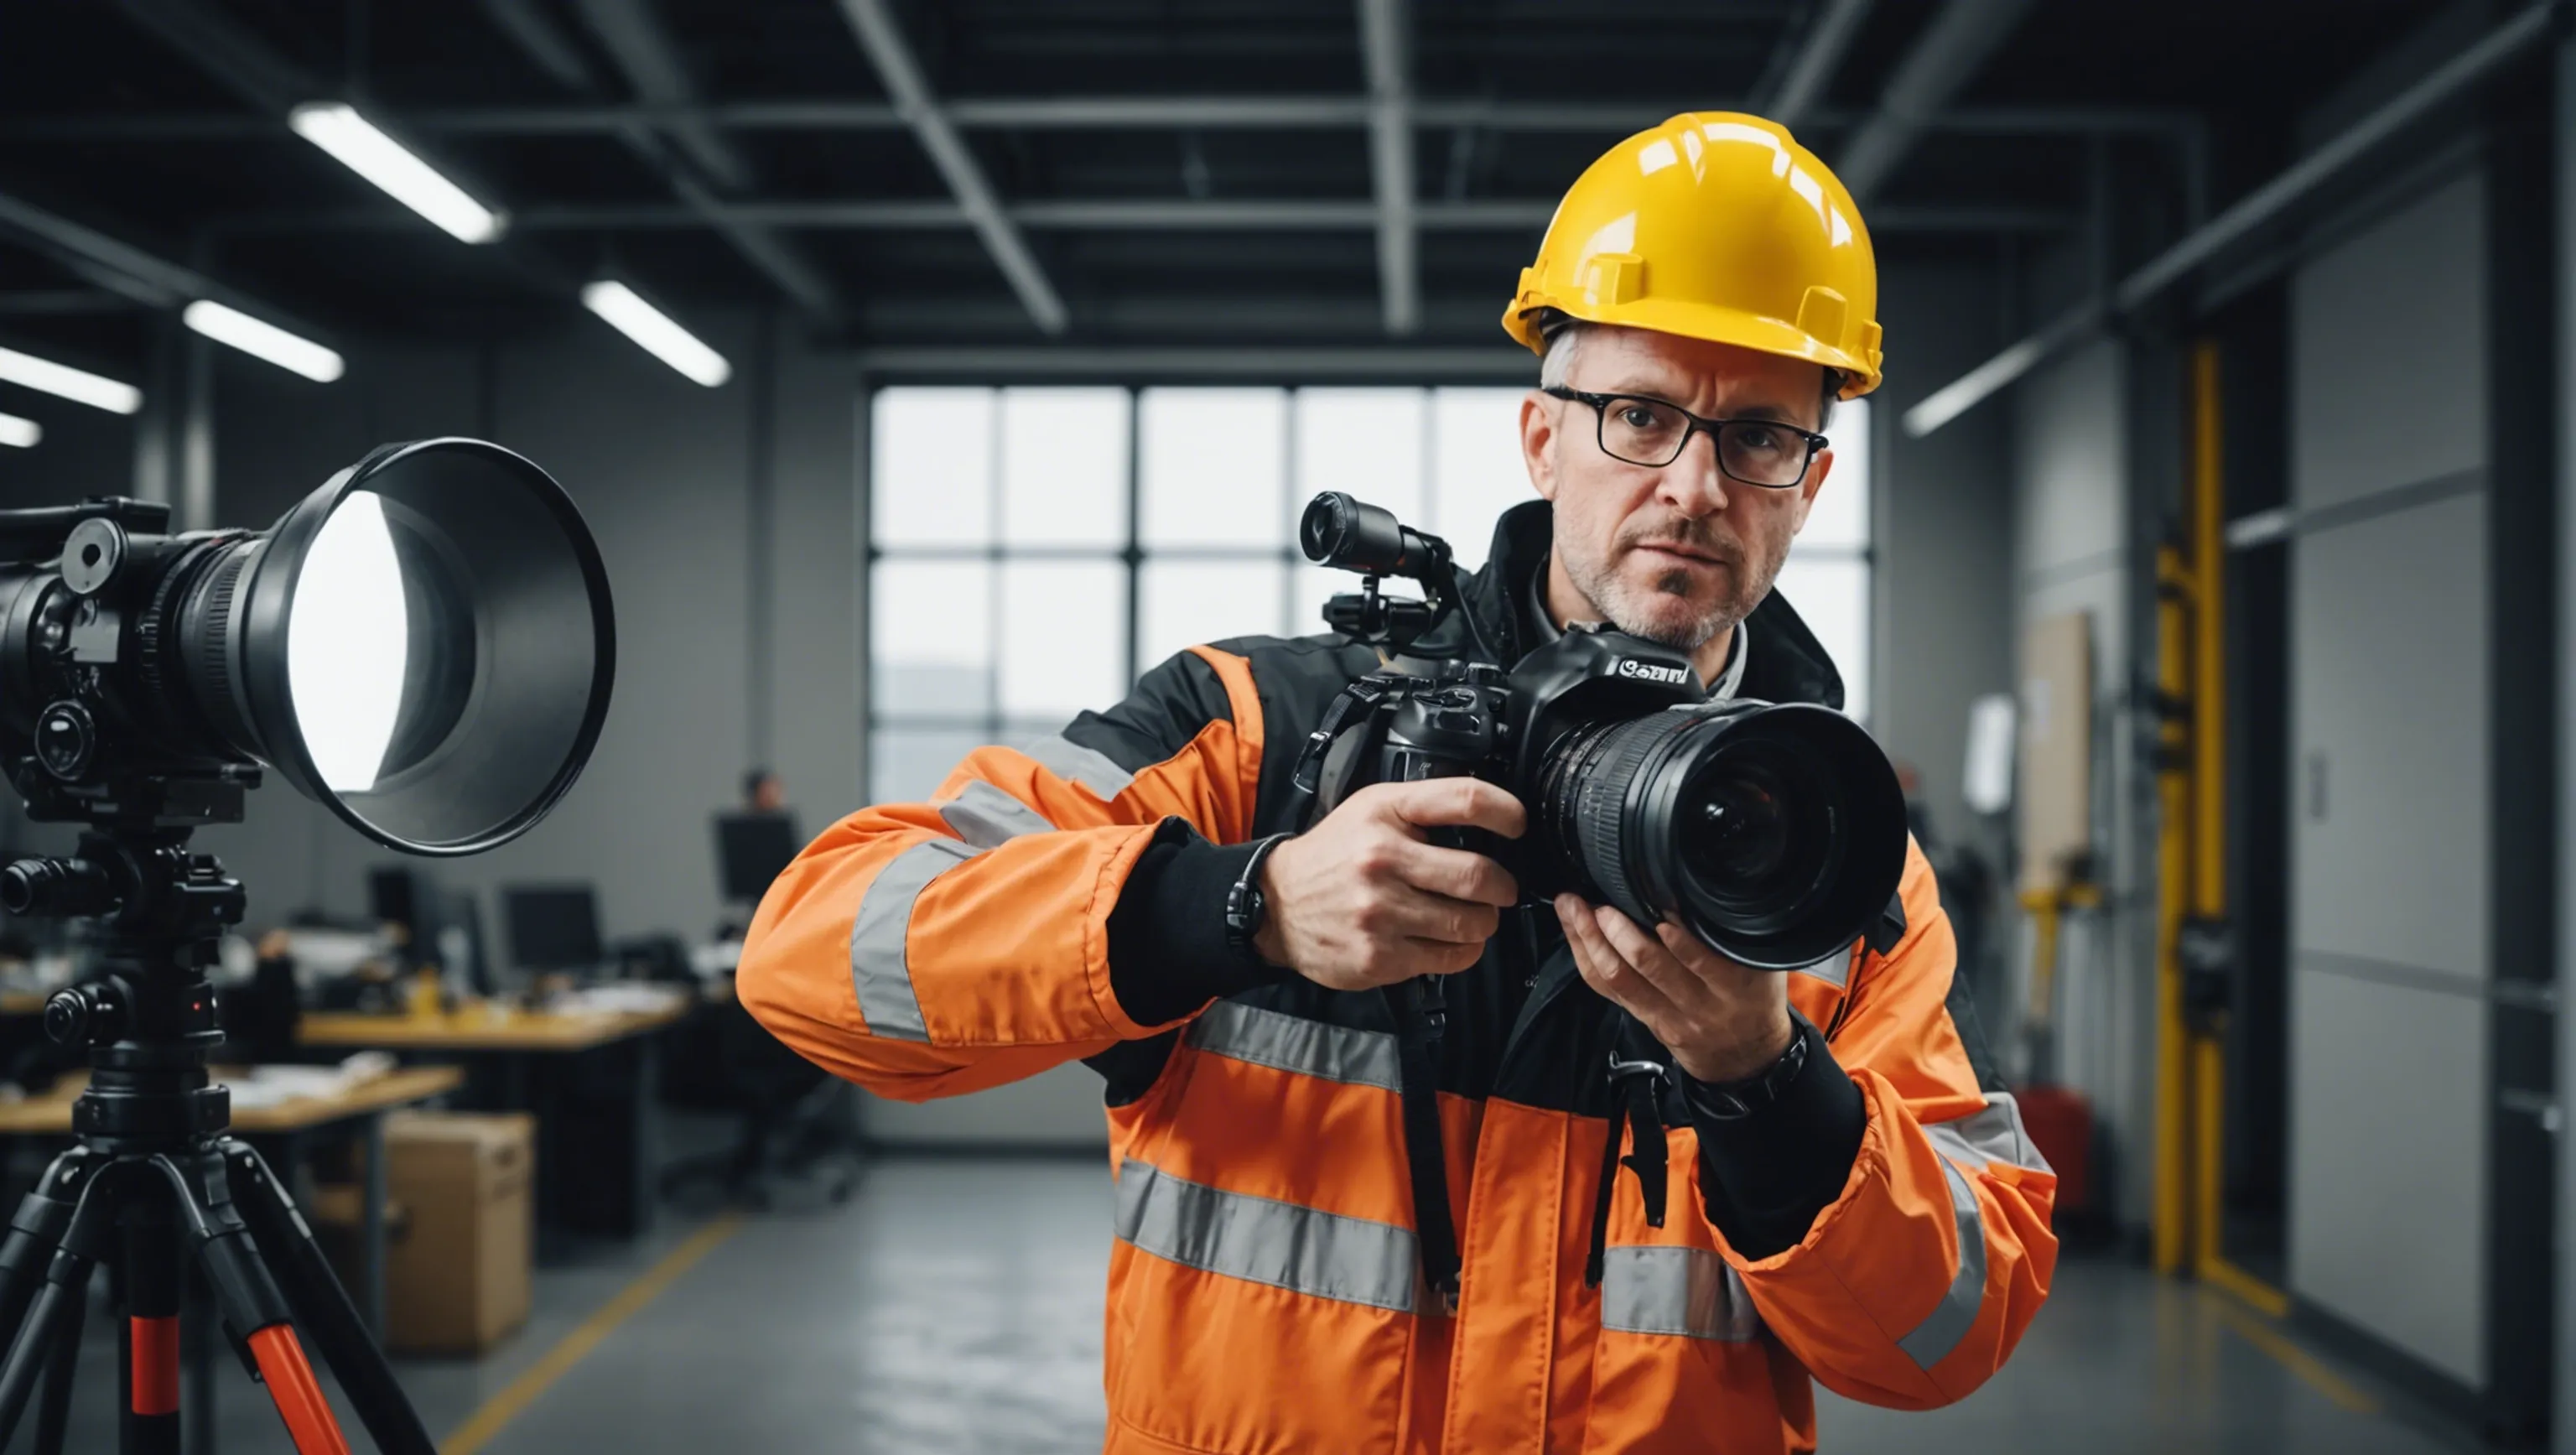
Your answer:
[740,502,2058,1453]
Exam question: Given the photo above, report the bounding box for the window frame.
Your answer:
[860,382,1876,801]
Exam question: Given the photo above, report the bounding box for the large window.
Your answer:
[866,387,1872,801]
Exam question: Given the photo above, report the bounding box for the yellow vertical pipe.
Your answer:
[2188,343,2230,1276]
[2153,542,2191,1276]
[2191,343,2227,923]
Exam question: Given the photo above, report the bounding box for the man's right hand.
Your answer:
[1251,778,1525,991]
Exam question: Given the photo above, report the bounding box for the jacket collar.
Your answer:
[1430,500,1846,711]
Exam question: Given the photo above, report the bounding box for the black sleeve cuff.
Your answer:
[1682,1013,1867,1259]
[1106,819,1295,1026]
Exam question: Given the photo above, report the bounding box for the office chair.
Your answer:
[661,989,858,1211]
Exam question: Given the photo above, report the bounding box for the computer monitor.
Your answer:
[368,865,443,970]
[502,886,605,974]
[715,812,801,904]
[442,887,498,998]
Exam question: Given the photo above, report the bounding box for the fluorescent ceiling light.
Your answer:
[184,300,345,382]
[580,282,732,387]
[288,101,504,244]
[0,345,141,414]
[0,413,39,449]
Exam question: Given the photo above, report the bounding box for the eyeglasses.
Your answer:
[1542,386,1828,489]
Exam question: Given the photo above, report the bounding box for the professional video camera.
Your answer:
[0,438,613,1454]
[1290,491,1904,971]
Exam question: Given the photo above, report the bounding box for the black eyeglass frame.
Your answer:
[1541,385,1831,488]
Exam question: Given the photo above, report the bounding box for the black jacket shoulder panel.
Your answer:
[1060,647,1234,776]
[1208,632,1384,835]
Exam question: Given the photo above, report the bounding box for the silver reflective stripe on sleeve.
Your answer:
[1114,1158,1417,1314]
[848,837,980,1043]
[1021,735,1135,800]
[1924,1093,2053,1177]
[1598,1246,1763,1342]
[1185,1000,1402,1092]
[935,780,1056,849]
[1896,1157,1988,1370]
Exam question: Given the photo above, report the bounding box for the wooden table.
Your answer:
[299,1000,694,1245]
[0,1063,460,1455]
[298,1003,688,1052]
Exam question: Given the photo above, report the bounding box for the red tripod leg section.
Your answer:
[128,1316,179,1416]
[246,1325,354,1455]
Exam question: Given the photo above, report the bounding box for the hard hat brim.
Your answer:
[1503,295,1882,400]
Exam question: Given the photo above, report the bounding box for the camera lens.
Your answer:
[1685,775,1790,884]
[1534,703,1905,969]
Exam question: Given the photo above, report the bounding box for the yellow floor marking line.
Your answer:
[2210,1298,2381,1416]
[441,1213,748,1455]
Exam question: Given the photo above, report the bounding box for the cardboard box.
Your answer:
[382,1111,534,1355]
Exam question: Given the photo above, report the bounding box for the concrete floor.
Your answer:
[24,1158,2479,1453]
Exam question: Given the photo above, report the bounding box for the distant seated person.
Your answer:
[745,767,785,815]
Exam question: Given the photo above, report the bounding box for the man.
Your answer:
[740,113,2054,1453]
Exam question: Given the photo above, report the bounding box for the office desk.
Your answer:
[298,1003,688,1052]
[299,1002,693,1244]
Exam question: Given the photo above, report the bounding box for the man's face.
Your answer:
[1519,327,1836,651]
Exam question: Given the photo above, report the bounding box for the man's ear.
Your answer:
[1790,449,1834,534]
[1520,390,1559,502]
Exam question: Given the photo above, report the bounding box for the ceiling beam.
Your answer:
[222,198,2075,235]
[554,0,840,317]
[852,345,1535,382]
[834,0,1067,335]
[1760,0,1873,132]
[1834,0,2038,202]
[1358,0,1418,335]
[0,98,2218,142]
[1901,0,2558,438]
[107,0,581,309]
[0,190,331,338]
[565,0,745,189]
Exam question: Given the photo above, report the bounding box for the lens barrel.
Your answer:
[1301,492,1431,576]
[1535,703,1906,969]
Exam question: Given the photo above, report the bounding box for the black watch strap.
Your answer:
[1680,1013,1817,1122]
[1223,833,1296,955]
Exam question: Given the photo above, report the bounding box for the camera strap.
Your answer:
[1385,977,1462,1315]
[1585,1017,1672,1288]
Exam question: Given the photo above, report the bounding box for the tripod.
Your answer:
[0,827,436,1454]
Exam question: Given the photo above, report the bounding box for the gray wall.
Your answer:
[2286,171,2490,1389]
[1874,257,2017,864]
[2009,330,2157,1229]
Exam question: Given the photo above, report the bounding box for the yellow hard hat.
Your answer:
[1502,112,1883,398]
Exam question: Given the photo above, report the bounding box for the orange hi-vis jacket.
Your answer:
[742,504,2057,1453]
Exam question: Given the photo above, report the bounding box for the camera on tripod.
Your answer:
[1291,491,1906,970]
[0,438,613,1455]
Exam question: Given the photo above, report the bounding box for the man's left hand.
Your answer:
[1555,895,1791,1083]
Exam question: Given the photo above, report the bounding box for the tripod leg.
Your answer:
[222,1143,437,1455]
[0,1166,113,1452]
[122,1191,183,1455]
[149,1150,356,1455]
[0,1150,101,1345]
[30,1265,85,1455]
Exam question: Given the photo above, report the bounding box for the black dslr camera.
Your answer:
[1289,492,1906,971]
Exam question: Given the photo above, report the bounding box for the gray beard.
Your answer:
[1562,550,1737,651]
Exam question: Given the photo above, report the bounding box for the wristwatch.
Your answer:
[1680,1015,1816,1122]
[1223,833,1296,956]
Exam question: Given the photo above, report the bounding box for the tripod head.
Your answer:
[2,825,242,1146]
